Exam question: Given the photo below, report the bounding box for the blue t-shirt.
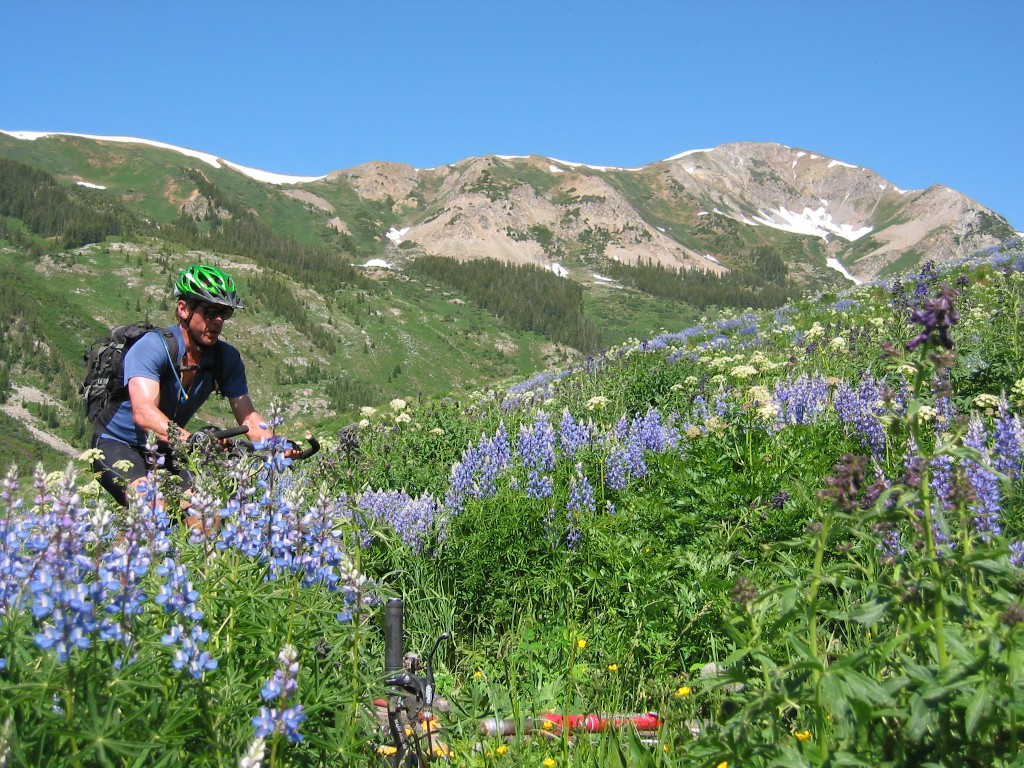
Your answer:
[99,324,248,445]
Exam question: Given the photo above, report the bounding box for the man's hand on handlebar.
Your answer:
[184,426,320,460]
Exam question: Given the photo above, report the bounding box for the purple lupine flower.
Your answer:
[691,394,711,423]
[445,424,511,513]
[992,401,1023,480]
[565,511,582,551]
[833,376,890,460]
[356,490,441,553]
[161,623,218,679]
[252,645,305,743]
[929,454,955,512]
[773,374,830,427]
[517,411,557,473]
[526,470,554,499]
[559,409,595,459]
[963,417,1003,541]
[154,558,204,621]
[604,442,629,491]
[543,507,558,549]
[567,464,596,516]
[906,284,960,352]
[1010,541,1024,569]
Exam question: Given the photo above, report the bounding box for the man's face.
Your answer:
[180,299,232,346]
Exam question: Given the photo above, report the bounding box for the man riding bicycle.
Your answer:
[91,263,281,508]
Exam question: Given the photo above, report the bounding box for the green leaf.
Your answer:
[906,693,934,742]
[845,598,890,625]
[964,682,993,737]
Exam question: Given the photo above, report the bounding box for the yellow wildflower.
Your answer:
[495,744,508,756]
[472,670,483,679]
[795,729,812,742]
[607,663,619,672]
[674,686,691,698]
[576,638,587,650]
[376,745,398,757]
[543,758,556,767]
[716,762,729,768]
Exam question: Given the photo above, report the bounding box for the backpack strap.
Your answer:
[210,342,225,396]
[157,326,190,405]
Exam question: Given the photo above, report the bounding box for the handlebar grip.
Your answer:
[384,598,404,674]
[211,425,250,440]
[292,435,320,461]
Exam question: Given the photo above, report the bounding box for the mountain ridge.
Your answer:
[1,129,1013,287]
[0,130,1018,472]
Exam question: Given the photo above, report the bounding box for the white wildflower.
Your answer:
[239,736,266,768]
[730,365,758,379]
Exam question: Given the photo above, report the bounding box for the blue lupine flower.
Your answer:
[252,645,305,743]
[964,417,1003,541]
[161,623,218,679]
[833,375,891,460]
[603,442,629,491]
[773,374,830,427]
[567,464,596,516]
[558,409,595,458]
[992,401,1023,480]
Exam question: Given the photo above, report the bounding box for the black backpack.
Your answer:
[80,322,223,430]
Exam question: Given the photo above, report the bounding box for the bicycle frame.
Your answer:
[378,598,451,766]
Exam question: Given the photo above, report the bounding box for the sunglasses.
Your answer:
[195,303,234,321]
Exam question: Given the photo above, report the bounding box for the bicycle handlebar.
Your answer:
[186,426,320,460]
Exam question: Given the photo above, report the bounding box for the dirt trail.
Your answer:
[1,385,80,458]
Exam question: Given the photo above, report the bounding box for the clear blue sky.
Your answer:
[2,1,1021,228]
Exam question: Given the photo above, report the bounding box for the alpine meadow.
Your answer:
[0,132,1023,767]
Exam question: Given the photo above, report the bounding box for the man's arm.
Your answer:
[128,376,191,442]
[229,394,275,443]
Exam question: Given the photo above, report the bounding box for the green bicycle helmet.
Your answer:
[173,264,244,309]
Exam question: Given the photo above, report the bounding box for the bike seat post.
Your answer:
[384,598,404,675]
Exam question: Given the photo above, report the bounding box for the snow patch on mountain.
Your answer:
[750,206,873,242]
[1,130,325,185]
[386,227,410,244]
[826,257,861,284]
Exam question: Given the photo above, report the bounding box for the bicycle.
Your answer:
[376,598,453,766]
[372,599,663,766]
[184,424,321,461]
[174,425,321,529]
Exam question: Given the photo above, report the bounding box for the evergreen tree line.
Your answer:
[245,272,338,355]
[0,158,136,249]
[165,170,367,294]
[0,265,91,443]
[408,256,603,354]
[323,374,379,413]
[602,248,797,310]
[0,158,366,296]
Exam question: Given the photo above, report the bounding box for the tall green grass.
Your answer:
[1,243,1023,766]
